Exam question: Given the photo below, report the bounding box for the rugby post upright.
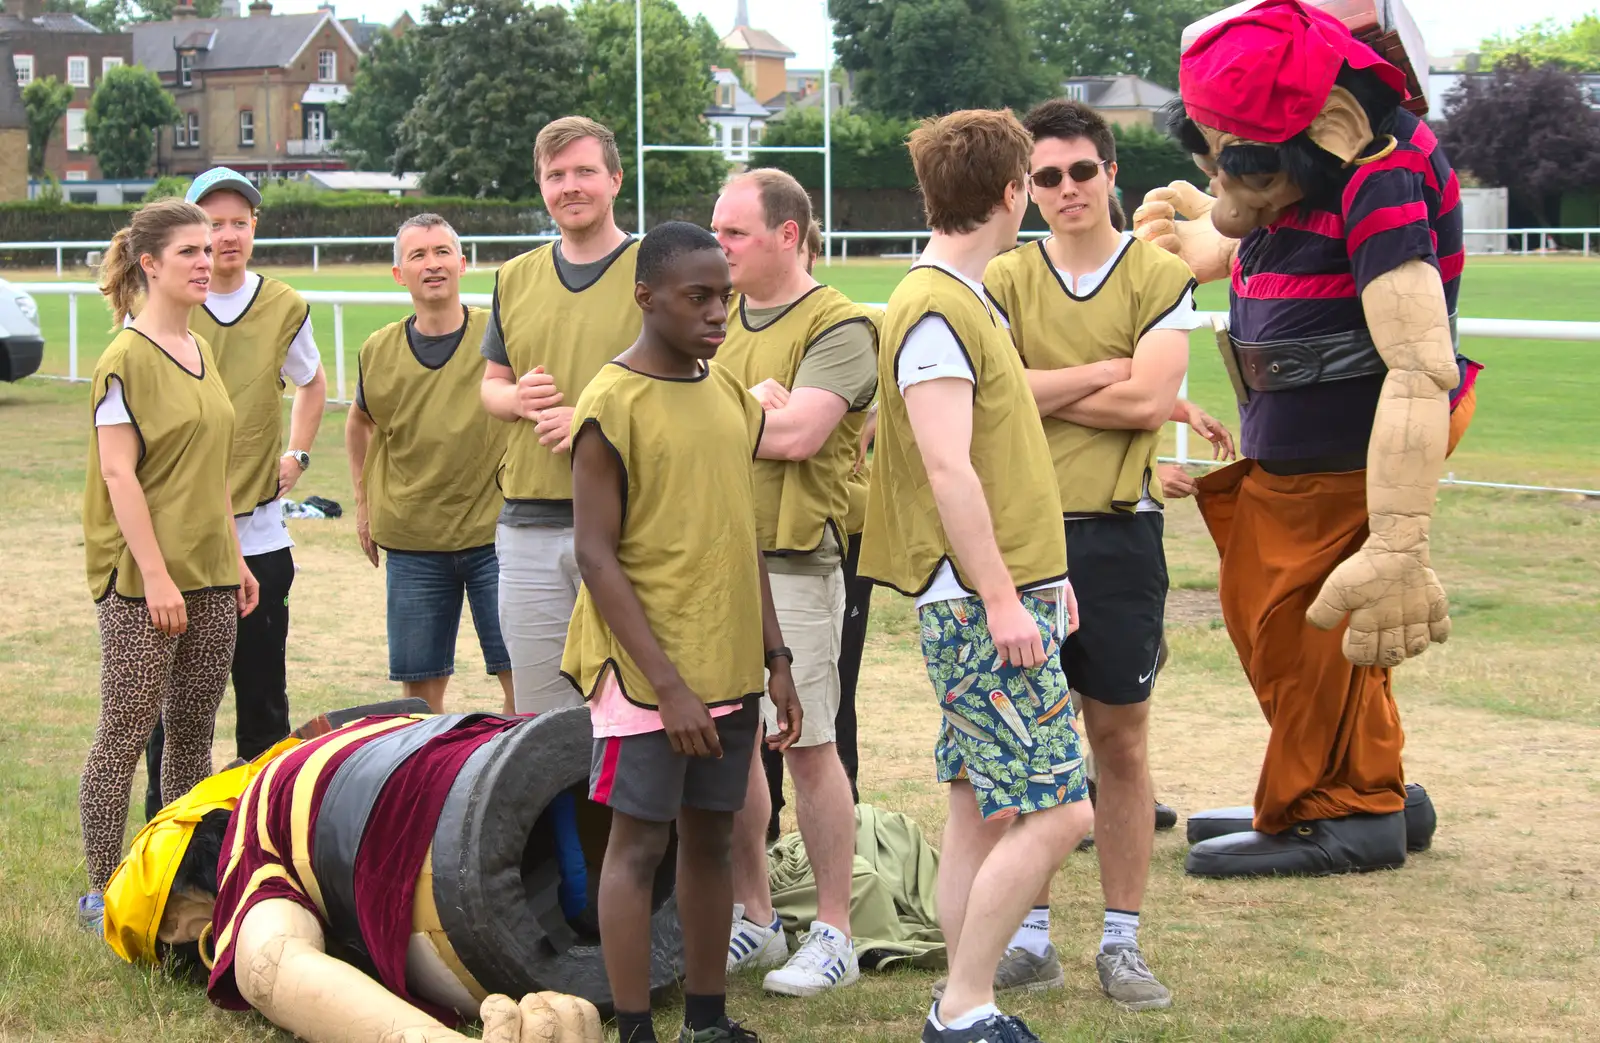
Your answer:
[633,0,835,264]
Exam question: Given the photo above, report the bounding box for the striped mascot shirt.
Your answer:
[1230,108,1471,460]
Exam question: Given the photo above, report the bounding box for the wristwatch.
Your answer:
[765,646,794,666]
[284,450,311,471]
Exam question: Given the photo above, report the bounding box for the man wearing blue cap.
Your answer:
[142,167,328,819]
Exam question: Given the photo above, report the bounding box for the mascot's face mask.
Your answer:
[1190,88,1374,238]
[1177,0,1405,239]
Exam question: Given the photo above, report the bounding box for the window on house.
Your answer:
[179,52,194,86]
[66,109,88,151]
[70,190,98,203]
[730,124,745,152]
[13,54,33,86]
[66,170,89,183]
[1062,82,1086,102]
[305,109,327,141]
[185,112,200,147]
[318,49,336,82]
[751,123,763,145]
[102,56,124,77]
[718,83,734,108]
[67,56,90,87]
[239,109,255,146]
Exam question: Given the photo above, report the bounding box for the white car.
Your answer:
[0,277,43,382]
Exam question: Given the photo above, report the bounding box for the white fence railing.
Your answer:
[5,227,1597,275]
[15,282,1600,498]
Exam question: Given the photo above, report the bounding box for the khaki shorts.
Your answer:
[762,566,845,748]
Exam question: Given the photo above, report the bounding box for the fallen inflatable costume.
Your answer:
[102,701,682,1042]
[1133,0,1479,878]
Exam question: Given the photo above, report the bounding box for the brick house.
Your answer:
[0,40,25,199]
[130,0,360,182]
[2,0,134,182]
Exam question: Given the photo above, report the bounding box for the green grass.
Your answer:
[2,256,1599,1041]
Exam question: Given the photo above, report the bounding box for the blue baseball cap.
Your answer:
[185,166,262,208]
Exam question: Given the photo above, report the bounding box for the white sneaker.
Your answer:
[727,903,789,973]
[762,921,859,997]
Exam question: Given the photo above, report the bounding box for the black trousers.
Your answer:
[144,547,295,819]
[763,531,870,836]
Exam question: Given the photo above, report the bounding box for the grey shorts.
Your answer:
[588,697,760,822]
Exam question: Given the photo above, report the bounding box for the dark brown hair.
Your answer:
[1023,98,1117,163]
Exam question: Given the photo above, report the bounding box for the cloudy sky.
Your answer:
[295,0,1596,69]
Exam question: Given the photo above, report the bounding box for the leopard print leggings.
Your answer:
[80,587,237,892]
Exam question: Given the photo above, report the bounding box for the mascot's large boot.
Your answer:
[1185,783,1437,853]
[1185,810,1407,878]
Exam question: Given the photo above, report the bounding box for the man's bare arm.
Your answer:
[755,387,849,461]
[1053,329,1188,431]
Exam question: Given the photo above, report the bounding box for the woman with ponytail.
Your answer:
[77,197,260,931]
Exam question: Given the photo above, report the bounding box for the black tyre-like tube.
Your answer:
[431,706,684,1015]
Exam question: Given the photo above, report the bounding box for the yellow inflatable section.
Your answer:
[103,736,302,964]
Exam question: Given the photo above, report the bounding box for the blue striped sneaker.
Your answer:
[728,904,788,973]
[762,921,858,997]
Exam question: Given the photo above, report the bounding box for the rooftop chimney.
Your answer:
[172,0,197,18]
[248,0,273,16]
[14,0,48,21]
[317,1,333,13]
[734,0,749,28]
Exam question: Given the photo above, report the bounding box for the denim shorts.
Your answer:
[385,545,511,681]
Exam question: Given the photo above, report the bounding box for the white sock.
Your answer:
[1101,908,1139,952]
[932,1002,1000,1032]
[1008,905,1051,957]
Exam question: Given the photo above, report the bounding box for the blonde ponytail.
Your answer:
[98,197,210,328]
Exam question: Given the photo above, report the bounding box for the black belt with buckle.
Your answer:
[1231,314,1459,393]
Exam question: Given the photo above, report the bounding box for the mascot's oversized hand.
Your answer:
[1307,541,1451,667]
[1133,180,1239,285]
[479,992,602,1043]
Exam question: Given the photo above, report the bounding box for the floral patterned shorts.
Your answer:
[919,593,1089,821]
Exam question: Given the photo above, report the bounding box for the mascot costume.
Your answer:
[101,702,684,1042]
[1134,0,1481,878]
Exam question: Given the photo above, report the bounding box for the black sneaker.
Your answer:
[679,1019,759,1043]
[922,1010,1043,1043]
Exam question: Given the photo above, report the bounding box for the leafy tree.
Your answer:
[86,64,182,178]
[830,0,1057,118]
[142,175,192,201]
[1023,0,1207,90]
[337,30,429,172]
[573,0,727,213]
[1110,121,1204,212]
[43,0,131,34]
[128,0,223,20]
[1439,59,1600,226]
[1482,13,1600,73]
[22,76,75,179]
[393,0,587,200]
[760,107,919,190]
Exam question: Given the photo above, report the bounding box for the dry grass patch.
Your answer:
[1,380,1596,1042]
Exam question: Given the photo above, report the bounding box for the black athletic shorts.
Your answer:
[1062,512,1168,706]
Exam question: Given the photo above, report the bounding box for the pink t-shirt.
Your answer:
[590,670,744,738]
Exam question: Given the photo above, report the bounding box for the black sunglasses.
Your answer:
[1029,160,1109,189]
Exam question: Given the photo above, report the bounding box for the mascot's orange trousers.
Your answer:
[1197,388,1476,835]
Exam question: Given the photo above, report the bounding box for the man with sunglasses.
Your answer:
[983,99,1223,1012]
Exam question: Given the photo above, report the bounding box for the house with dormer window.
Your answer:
[130,0,359,181]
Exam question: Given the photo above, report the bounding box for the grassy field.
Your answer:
[0,256,1597,1041]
